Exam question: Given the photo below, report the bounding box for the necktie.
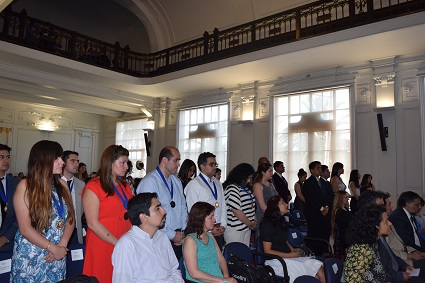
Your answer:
[0,177,5,195]
[380,237,399,271]
[410,215,423,246]
[67,180,72,190]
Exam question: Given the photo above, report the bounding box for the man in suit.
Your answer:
[0,144,19,252]
[303,161,332,255]
[389,191,425,252]
[272,161,291,203]
[61,150,85,244]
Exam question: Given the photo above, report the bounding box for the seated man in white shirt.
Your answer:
[112,193,184,283]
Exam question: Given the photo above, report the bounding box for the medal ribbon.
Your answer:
[112,182,129,209]
[0,178,7,204]
[156,166,174,199]
[240,184,255,206]
[199,174,217,201]
[52,191,64,222]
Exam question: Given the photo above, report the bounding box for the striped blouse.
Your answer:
[224,184,256,231]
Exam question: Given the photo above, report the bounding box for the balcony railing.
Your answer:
[1,0,424,77]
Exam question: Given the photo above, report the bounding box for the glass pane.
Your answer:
[290,95,300,114]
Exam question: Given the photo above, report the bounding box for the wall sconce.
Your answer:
[374,74,395,109]
[241,95,255,122]
[38,118,56,132]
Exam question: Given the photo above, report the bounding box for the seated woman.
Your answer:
[183,202,237,283]
[259,195,325,283]
[343,204,387,283]
[331,191,353,257]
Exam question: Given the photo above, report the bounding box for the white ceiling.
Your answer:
[0,5,424,117]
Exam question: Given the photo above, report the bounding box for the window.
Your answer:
[178,104,229,177]
[273,87,351,197]
[116,119,150,178]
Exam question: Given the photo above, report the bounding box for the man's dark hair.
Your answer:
[321,165,328,172]
[397,191,420,208]
[273,161,283,170]
[0,144,11,153]
[357,190,384,210]
[125,192,158,226]
[197,152,216,170]
[158,146,177,164]
[309,161,321,171]
[377,190,390,206]
[62,150,78,163]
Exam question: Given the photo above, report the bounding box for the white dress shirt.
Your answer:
[112,226,184,283]
[136,169,187,239]
[184,172,227,227]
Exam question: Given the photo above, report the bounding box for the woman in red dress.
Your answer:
[82,145,133,283]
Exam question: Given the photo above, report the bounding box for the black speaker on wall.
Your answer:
[377,113,387,151]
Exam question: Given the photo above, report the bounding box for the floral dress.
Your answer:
[343,243,386,283]
[10,187,68,283]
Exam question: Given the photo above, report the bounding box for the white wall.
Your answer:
[0,99,103,175]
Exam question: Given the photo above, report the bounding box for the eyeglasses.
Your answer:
[205,162,219,167]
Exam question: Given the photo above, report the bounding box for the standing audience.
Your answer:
[293,168,307,214]
[185,152,227,250]
[0,144,19,252]
[11,140,75,282]
[348,169,361,214]
[272,161,291,203]
[223,163,256,246]
[82,145,133,283]
[253,162,278,237]
[331,190,352,256]
[178,159,197,189]
[330,162,346,193]
[360,174,376,193]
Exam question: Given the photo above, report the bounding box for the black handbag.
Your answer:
[227,254,276,283]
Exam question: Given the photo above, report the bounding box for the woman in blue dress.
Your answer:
[183,201,237,283]
[11,140,75,282]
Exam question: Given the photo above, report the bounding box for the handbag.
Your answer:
[227,254,275,283]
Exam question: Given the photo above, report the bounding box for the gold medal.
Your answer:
[4,204,7,213]
[215,201,219,208]
[57,219,64,230]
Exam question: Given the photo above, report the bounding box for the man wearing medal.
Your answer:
[61,150,85,245]
[136,146,187,260]
[184,152,227,250]
[0,144,19,252]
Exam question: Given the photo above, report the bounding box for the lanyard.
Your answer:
[240,184,255,205]
[156,167,173,199]
[52,191,64,221]
[112,182,129,209]
[199,174,217,200]
[0,178,7,203]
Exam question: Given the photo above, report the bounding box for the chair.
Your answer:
[285,213,308,235]
[324,258,343,283]
[287,228,314,256]
[255,238,290,283]
[291,209,306,222]
[178,256,186,280]
[223,242,254,263]
[0,250,12,282]
[293,275,321,283]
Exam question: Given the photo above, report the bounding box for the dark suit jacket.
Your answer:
[378,237,408,283]
[0,175,19,252]
[389,207,425,252]
[272,173,291,202]
[303,175,330,239]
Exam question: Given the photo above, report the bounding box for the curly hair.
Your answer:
[345,204,385,246]
[260,195,287,229]
[223,163,255,189]
[185,202,215,238]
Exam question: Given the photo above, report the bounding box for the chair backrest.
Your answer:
[287,228,305,246]
[223,242,254,264]
[178,256,186,279]
[256,237,266,265]
[293,275,321,283]
[324,258,343,283]
[291,209,306,221]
